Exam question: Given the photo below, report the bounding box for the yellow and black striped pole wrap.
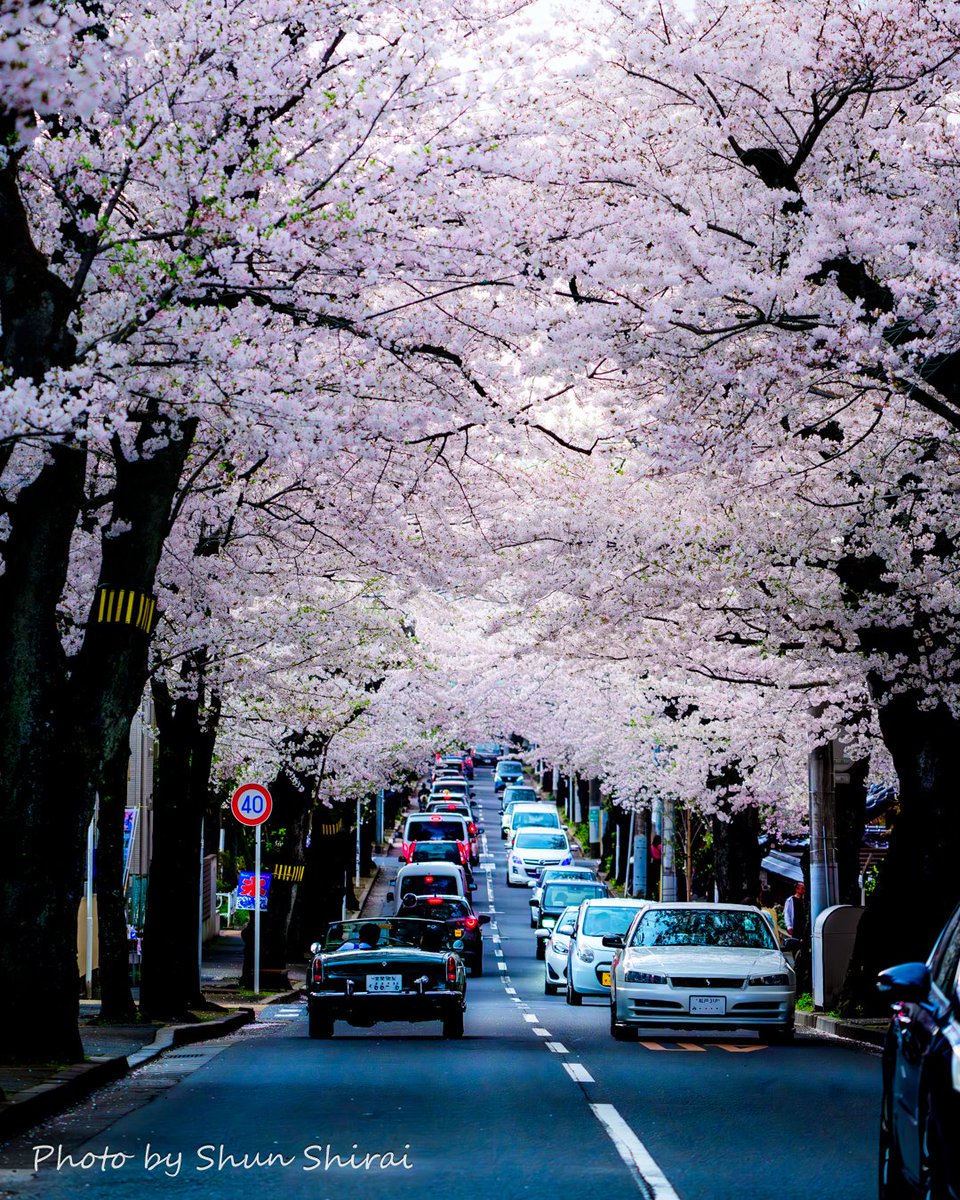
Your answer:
[93,586,158,634]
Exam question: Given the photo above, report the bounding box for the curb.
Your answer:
[349,864,382,919]
[0,1009,257,1140]
[795,1010,887,1047]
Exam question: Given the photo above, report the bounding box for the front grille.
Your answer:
[630,999,684,1011]
[670,977,744,989]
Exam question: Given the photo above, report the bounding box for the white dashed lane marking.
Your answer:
[563,1063,595,1083]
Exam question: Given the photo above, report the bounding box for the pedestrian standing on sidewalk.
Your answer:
[784,881,805,938]
[649,834,662,900]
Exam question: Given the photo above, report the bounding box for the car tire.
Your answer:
[545,979,558,995]
[505,875,518,888]
[535,939,545,961]
[918,1100,945,1200]
[566,979,582,1006]
[758,1024,795,1045]
[879,1089,910,1200]
[442,1009,465,1039]
[308,1008,334,1039]
[610,1002,638,1041]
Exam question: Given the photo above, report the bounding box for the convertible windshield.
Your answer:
[515,831,567,850]
[629,908,778,950]
[582,905,643,937]
[542,882,605,909]
[323,918,455,951]
[404,899,470,921]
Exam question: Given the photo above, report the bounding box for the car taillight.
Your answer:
[446,955,457,983]
[427,897,444,906]
[464,916,478,930]
[425,876,434,884]
[468,823,477,836]
[458,841,468,859]
[430,815,442,822]
[401,842,411,860]
[311,960,324,987]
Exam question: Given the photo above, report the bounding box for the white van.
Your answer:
[386,862,472,913]
[506,803,562,846]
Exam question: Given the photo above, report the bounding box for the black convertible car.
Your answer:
[307,917,468,1040]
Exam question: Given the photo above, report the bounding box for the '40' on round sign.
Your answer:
[231,783,273,826]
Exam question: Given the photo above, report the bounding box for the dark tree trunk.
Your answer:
[139,669,219,1019]
[841,695,960,1014]
[292,822,353,955]
[712,806,762,903]
[96,735,138,1021]
[835,755,869,907]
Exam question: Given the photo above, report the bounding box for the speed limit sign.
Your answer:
[231,783,272,826]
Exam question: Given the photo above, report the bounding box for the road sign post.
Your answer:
[231,784,273,996]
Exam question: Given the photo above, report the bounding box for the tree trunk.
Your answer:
[712,805,761,903]
[96,733,138,1021]
[139,670,218,1019]
[841,694,960,1014]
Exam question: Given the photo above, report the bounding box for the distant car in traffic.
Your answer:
[388,861,474,913]
[565,898,649,1005]
[507,803,563,846]
[306,916,467,1039]
[400,813,471,865]
[878,900,960,1200]
[500,784,538,813]
[507,828,572,886]
[529,865,601,927]
[543,906,579,994]
[533,879,608,958]
[494,760,524,793]
[471,741,503,766]
[607,902,797,1041]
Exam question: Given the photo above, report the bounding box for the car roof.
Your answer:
[397,861,462,876]
[510,802,554,811]
[638,901,761,912]
[579,897,646,907]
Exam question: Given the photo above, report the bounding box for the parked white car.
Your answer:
[506,828,572,886]
[543,906,579,995]
[565,898,649,1004]
[608,903,797,1042]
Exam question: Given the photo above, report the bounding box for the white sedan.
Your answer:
[543,906,579,994]
[608,902,797,1043]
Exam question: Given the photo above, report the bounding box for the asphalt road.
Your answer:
[0,768,881,1200]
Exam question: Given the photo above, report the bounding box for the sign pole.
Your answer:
[254,823,261,996]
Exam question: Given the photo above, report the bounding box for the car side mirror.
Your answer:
[781,936,801,953]
[877,961,931,1003]
[477,827,485,834]
[535,928,551,939]
[469,883,478,891]
[528,897,537,905]
[478,914,491,926]
[386,892,395,903]
[527,881,537,889]
[601,935,624,949]
[309,942,322,955]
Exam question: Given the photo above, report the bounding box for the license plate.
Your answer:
[453,929,463,937]
[690,995,726,1015]
[600,971,611,987]
[366,975,402,993]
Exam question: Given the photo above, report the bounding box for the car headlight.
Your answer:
[624,971,668,984]
[748,973,791,986]
[541,917,556,928]
[577,946,595,963]
[551,938,570,953]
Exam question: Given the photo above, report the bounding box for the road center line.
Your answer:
[590,1103,681,1200]
[564,1063,595,1083]
[532,1027,551,1036]
[522,1013,539,1023]
[545,1042,568,1053]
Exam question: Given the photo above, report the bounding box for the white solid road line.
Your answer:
[590,1103,682,1200]
[563,1062,595,1083]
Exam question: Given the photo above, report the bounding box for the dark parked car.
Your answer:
[878,900,960,1200]
[306,917,467,1039]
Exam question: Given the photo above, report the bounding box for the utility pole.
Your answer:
[808,742,838,927]
[661,796,677,902]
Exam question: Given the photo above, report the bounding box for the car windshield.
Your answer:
[582,905,643,937]
[404,899,470,921]
[629,908,778,950]
[498,764,523,777]
[540,869,594,886]
[515,831,568,850]
[323,918,455,951]
[555,908,579,935]
[513,811,560,829]
[428,803,470,816]
[407,818,466,841]
[410,842,462,864]
[400,873,460,897]
[504,788,537,803]
[543,882,605,909]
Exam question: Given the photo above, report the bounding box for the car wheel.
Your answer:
[442,1009,465,1039]
[535,940,545,961]
[566,979,582,1006]
[308,1008,334,1039]
[919,1101,946,1200]
[610,1001,638,1041]
[471,955,483,977]
[879,1088,910,1200]
[758,1024,795,1045]
[545,979,558,995]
